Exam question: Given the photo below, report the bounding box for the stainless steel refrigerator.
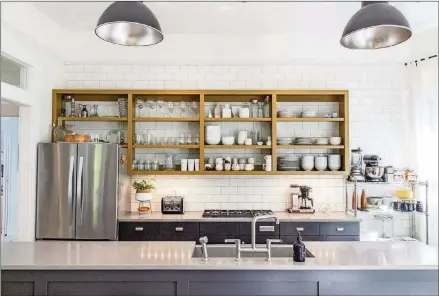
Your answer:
[36,143,127,240]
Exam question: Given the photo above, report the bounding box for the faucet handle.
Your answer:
[225,238,241,244]
[266,238,283,245]
[199,236,208,244]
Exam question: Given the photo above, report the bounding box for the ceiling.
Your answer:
[2,2,438,63]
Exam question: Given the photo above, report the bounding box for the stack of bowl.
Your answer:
[301,155,314,171]
[315,138,329,145]
[329,137,342,145]
[278,156,300,171]
[315,156,328,171]
[328,154,341,171]
[205,125,221,145]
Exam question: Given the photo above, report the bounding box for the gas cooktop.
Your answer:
[202,210,274,218]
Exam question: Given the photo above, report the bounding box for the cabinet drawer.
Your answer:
[281,235,323,243]
[280,222,320,236]
[159,222,199,235]
[118,222,160,241]
[325,235,359,241]
[239,222,280,236]
[209,235,241,244]
[320,222,360,236]
[200,222,239,236]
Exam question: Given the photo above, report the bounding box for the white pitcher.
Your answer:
[263,155,272,171]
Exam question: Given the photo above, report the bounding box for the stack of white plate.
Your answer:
[315,138,329,145]
[277,137,293,145]
[301,111,317,118]
[278,156,300,171]
[295,137,313,145]
[278,110,293,118]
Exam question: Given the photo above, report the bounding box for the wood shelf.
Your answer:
[205,118,271,122]
[53,89,350,176]
[59,117,127,121]
[277,145,344,149]
[133,117,200,122]
[205,145,272,149]
[277,117,344,122]
[133,144,200,149]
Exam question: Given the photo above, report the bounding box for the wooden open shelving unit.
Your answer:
[52,89,349,176]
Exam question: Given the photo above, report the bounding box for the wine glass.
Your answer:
[146,98,155,117]
[191,101,198,117]
[157,99,164,117]
[135,99,144,117]
[167,102,174,118]
[180,101,187,118]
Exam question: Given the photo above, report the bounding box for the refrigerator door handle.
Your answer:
[77,156,84,225]
[68,156,75,226]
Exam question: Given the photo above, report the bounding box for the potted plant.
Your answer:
[133,179,155,201]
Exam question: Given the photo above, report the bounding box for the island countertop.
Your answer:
[2,241,437,271]
[118,211,361,222]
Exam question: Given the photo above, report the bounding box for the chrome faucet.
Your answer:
[225,214,282,261]
[199,236,209,261]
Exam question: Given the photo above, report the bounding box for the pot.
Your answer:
[135,190,153,201]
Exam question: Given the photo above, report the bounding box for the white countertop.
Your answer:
[118,211,361,222]
[2,241,437,271]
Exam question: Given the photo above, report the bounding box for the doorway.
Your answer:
[1,100,20,241]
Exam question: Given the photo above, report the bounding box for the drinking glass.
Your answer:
[187,132,193,144]
[160,137,167,145]
[134,134,144,145]
[135,99,144,117]
[146,99,155,117]
[157,99,165,117]
[138,163,145,171]
[167,101,174,118]
[146,160,152,171]
[152,160,159,171]
[145,133,153,145]
[180,101,187,117]
[194,132,200,145]
[191,101,198,117]
[179,132,186,145]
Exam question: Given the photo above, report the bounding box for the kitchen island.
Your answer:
[2,241,438,296]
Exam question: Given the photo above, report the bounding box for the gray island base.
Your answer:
[2,241,438,296]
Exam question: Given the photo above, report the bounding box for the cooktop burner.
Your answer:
[202,209,274,218]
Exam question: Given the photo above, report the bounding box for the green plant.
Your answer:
[133,179,156,191]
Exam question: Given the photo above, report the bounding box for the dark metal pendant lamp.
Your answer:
[95,1,163,46]
[340,1,412,49]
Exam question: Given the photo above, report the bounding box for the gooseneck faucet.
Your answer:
[251,214,280,249]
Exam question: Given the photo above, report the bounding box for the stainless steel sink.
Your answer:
[192,244,315,259]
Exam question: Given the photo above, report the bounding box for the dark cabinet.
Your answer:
[159,222,199,240]
[281,235,323,243]
[280,222,320,236]
[118,222,160,241]
[319,222,360,236]
[239,222,280,236]
[200,222,239,236]
[325,235,359,241]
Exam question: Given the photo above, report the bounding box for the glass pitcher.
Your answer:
[164,153,176,171]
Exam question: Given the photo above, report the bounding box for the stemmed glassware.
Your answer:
[135,99,144,117]
[191,101,198,117]
[180,101,187,118]
[146,98,155,117]
[157,99,164,117]
[167,102,174,118]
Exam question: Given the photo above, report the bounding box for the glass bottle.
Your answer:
[52,118,66,142]
[81,105,88,117]
[351,191,357,210]
[263,96,270,118]
[69,98,76,117]
[258,102,264,118]
[360,189,367,209]
[251,99,259,118]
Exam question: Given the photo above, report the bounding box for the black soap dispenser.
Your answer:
[293,232,306,262]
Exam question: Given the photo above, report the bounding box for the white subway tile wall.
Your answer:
[62,62,413,236]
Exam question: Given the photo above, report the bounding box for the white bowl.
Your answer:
[222,136,235,145]
[329,163,341,171]
[329,137,342,145]
[301,163,314,171]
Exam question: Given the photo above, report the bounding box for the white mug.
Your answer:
[245,163,253,171]
[216,163,223,171]
[245,138,252,145]
[181,159,188,171]
[195,159,200,171]
[216,158,224,164]
[239,164,245,171]
[237,131,248,145]
[232,164,240,171]
[188,159,195,171]
[247,157,255,164]
[224,163,231,171]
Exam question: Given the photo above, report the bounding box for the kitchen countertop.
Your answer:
[2,241,436,270]
[118,211,361,222]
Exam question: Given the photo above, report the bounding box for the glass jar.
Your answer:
[164,153,176,171]
[250,130,260,144]
[263,96,270,118]
[239,103,250,118]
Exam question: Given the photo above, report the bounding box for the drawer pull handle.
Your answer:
[259,226,275,232]
[296,227,304,232]
[336,227,344,232]
[134,227,144,232]
[175,227,184,232]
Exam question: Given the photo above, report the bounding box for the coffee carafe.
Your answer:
[298,186,315,214]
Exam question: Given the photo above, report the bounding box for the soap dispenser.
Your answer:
[293,232,306,262]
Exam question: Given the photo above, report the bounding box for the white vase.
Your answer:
[205,125,221,145]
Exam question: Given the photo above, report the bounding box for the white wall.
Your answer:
[1,22,63,241]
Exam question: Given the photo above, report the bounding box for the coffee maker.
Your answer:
[363,155,384,182]
[348,147,366,182]
[288,185,315,214]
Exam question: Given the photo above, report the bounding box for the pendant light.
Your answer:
[340,2,411,49]
[95,1,163,46]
